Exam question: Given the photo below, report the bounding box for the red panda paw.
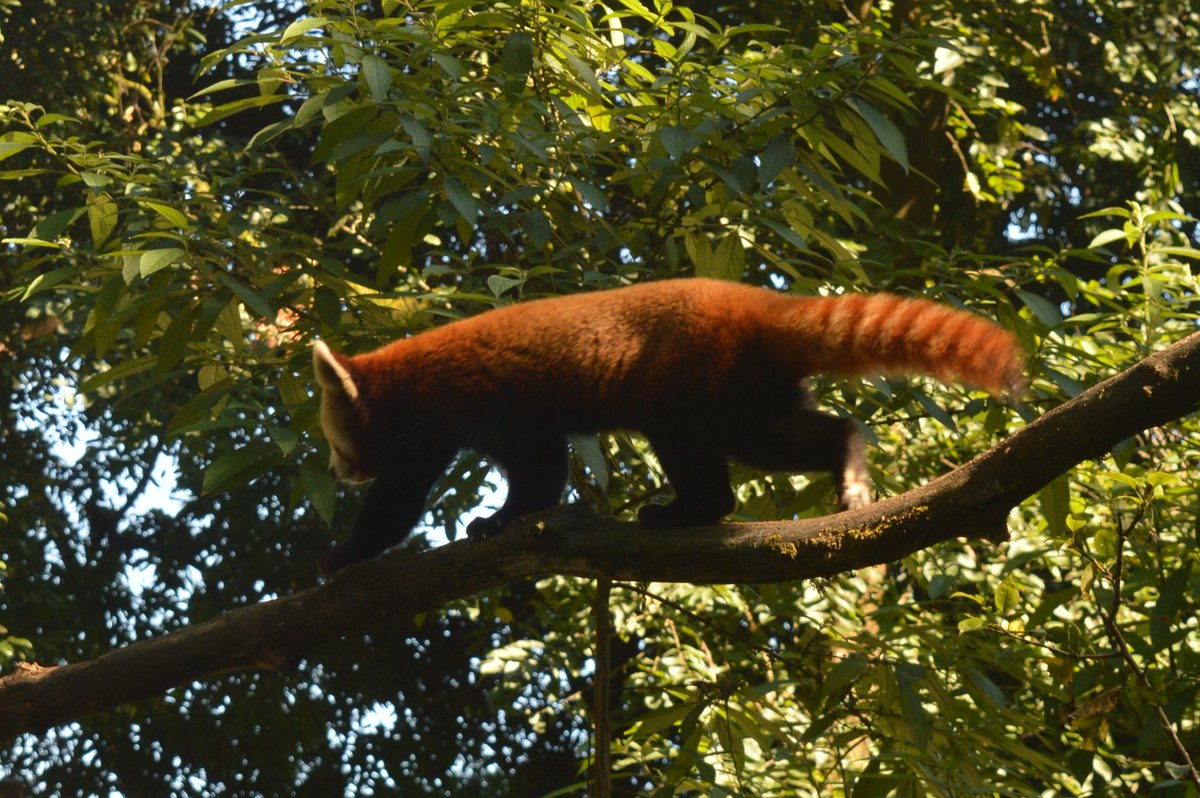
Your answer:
[466,515,504,542]
[637,500,729,528]
[839,479,872,511]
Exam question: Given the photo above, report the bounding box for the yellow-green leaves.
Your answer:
[87,194,118,247]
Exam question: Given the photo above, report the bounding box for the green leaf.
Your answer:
[256,66,288,96]
[0,141,31,163]
[1078,206,1131,220]
[500,32,534,78]
[445,177,479,221]
[850,761,907,798]
[958,616,987,633]
[524,208,552,248]
[846,97,909,172]
[376,193,432,282]
[684,230,713,274]
[293,90,331,127]
[994,575,1020,615]
[1039,474,1070,538]
[1165,762,1196,781]
[928,574,954,599]
[31,207,81,241]
[821,653,868,700]
[122,253,141,283]
[706,233,746,281]
[198,363,229,391]
[703,157,752,195]
[432,54,464,80]
[88,196,118,247]
[1091,526,1118,560]
[894,663,930,750]
[560,50,603,95]
[1088,228,1128,249]
[915,391,956,431]
[79,356,157,393]
[568,434,608,492]
[165,378,235,438]
[758,134,792,186]
[1014,288,1063,326]
[187,77,256,100]
[248,117,296,150]
[139,248,186,278]
[137,199,188,229]
[203,442,279,494]
[629,699,698,739]
[571,179,608,211]
[20,266,76,301]
[281,16,328,44]
[214,273,275,320]
[197,94,288,128]
[759,216,808,250]
[487,274,522,298]
[398,114,431,158]
[1156,246,1200,261]
[660,125,697,161]
[362,54,391,102]
[156,302,195,375]
[1080,562,1096,595]
[1143,209,1193,225]
[0,169,52,180]
[269,425,299,457]
[1,235,62,247]
[300,455,337,525]
[314,286,342,329]
[965,669,1007,708]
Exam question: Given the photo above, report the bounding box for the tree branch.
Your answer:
[3,332,1199,741]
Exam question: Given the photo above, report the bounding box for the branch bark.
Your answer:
[3,332,1199,741]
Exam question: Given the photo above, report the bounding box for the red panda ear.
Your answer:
[313,340,360,401]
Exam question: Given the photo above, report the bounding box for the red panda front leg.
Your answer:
[321,453,451,573]
[466,434,569,542]
[637,431,735,528]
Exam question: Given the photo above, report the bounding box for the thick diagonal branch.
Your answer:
[2,332,1199,740]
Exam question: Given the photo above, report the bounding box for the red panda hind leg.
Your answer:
[466,434,569,542]
[637,431,736,528]
[726,409,873,512]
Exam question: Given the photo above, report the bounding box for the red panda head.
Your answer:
[313,340,376,483]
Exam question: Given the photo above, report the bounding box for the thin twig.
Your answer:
[591,578,613,798]
[1100,499,1200,792]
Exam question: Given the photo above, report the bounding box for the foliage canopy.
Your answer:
[1,0,1198,794]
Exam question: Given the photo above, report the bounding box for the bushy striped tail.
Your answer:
[778,293,1027,397]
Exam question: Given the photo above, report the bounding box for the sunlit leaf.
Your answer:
[139,247,186,277]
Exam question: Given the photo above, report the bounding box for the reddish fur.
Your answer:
[316,278,1025,571]
[349,279,1023,430]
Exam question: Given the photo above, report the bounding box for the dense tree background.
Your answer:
[1,0,1198,794]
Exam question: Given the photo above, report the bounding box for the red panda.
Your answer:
[313,278,1026,572]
